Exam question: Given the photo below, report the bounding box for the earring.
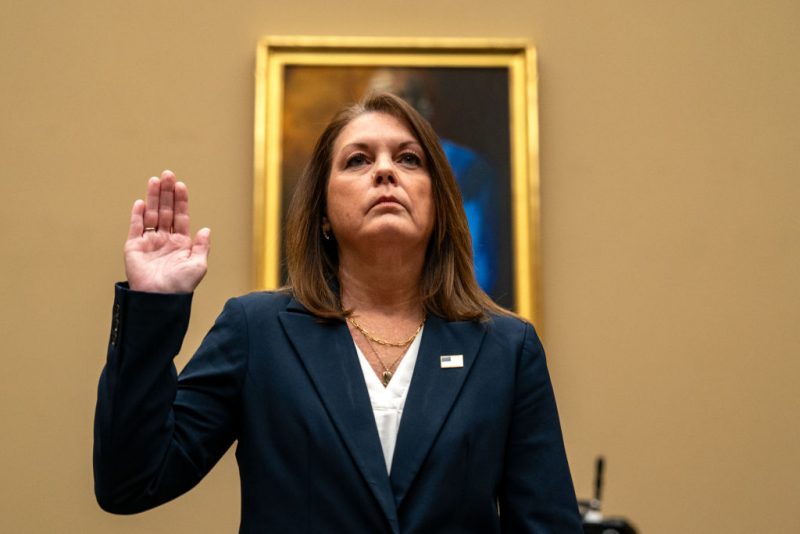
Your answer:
[322,216,332,241]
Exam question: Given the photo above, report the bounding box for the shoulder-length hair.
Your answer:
[285,92,511,322]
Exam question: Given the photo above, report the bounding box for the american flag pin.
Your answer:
[440,355,464,368]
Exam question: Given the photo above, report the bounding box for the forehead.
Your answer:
[333,112,419,151]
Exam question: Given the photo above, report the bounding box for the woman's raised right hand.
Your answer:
[124,170,210,293]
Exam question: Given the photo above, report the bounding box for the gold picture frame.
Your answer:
[253,36,541,323]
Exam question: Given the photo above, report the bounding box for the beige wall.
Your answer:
[2,1,798,532]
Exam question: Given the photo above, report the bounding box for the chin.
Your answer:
[361,222,426,247]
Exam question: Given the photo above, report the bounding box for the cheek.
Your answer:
[419,183,435,229]
[426,200,436,229]
[325,180,355,227]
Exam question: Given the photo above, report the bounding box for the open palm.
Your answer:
[124,170,210,293]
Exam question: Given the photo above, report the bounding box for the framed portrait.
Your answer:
[253,36,541,323]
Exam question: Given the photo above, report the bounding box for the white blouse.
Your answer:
[353,326,423,474]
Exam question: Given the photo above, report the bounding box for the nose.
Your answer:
[372,153,397,186]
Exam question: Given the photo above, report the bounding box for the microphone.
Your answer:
[579,456,638,534]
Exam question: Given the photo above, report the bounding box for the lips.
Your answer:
[369,195,405,211]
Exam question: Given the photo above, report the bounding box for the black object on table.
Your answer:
[579,456,639,534]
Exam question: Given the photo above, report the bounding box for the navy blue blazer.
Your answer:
[94,284,582,533]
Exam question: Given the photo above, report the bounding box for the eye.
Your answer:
[398,151,423,167]
[344,153,369,168]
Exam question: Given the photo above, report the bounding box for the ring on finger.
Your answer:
[144,227,157,233]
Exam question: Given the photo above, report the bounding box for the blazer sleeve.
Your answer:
[499,322,583,532]
[93,283,248,514]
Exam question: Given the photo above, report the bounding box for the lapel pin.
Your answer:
[440,354,464,369]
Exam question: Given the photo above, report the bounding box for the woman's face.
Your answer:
[326,111,434,252]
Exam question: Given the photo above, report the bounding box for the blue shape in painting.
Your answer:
[441,139,499,295]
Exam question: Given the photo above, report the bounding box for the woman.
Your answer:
[94,93,582,532]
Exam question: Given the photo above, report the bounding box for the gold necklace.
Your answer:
[360,334,404,386]
[348,317,424,347]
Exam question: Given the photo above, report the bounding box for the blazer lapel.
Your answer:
[278,300,400,533]
[389,314,487,507]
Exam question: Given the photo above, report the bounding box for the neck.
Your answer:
[338,245,425,317]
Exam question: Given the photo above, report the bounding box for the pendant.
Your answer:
[381,371,392,386]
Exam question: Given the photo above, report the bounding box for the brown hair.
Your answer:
[284,92,511,322]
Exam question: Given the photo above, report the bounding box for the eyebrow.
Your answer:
[339,140,422,153]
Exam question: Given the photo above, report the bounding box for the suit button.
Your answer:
[110,303,120,346]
